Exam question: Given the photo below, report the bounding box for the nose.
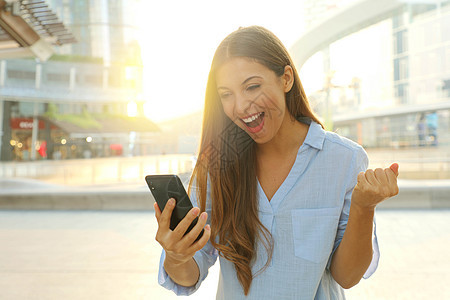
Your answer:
[234,92,253,116]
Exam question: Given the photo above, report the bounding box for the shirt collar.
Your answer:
[297,117,325,150]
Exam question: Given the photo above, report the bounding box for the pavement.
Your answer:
[0,209,448,300]
[0,174,449,299]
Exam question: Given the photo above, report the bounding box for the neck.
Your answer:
[256,114,309,158]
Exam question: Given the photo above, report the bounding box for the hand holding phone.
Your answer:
[152,184,210,288]
[146,174,204,241]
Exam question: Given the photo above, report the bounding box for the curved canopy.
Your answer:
[290,0,405,69]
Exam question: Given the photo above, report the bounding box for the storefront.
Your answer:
[334,109,450,148]
[9,118,57,161]
[8,117,98,161]
[5,113,161,161]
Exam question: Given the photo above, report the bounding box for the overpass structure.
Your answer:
[290,0,408,69]
[289,0,450,148]
[0,0,75,61]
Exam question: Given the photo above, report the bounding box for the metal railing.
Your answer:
[0,154,195,186]
[1,147,450,184]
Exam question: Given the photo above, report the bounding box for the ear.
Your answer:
[282,65,294,93]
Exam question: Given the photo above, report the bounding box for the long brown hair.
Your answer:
[189,26,323,295]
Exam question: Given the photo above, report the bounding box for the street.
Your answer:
[0,209,448,299]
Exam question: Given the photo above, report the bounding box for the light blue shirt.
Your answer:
[158,120,379,299]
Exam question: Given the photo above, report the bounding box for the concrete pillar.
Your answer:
[0,60,4,158]
[0,98,3,160]
[35,63,42,89]
[0,60,5,87]
[31,64,42,161]
[30,103,39,161]
[323,46,333,131]
[69,67,76,91]
[0,101,12,161]
[103,67,109,89]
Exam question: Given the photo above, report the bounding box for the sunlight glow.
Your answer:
[127,101,138,117]
[136,0,306,122]
[143,101,152,120]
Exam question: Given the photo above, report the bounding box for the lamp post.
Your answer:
[323,70,335,131]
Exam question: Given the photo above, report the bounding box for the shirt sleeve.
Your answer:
[326,146,380,279]
[157,176,219,296]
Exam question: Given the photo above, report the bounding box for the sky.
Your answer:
[136,0,308,122]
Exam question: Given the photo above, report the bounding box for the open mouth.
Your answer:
[240,112,265,133]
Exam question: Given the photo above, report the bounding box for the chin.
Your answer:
[249,130,272,144]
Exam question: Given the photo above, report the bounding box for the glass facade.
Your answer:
[409,6,450,105]
[48,0,141,65]
[0,0,144,161]
[299,2,450,148]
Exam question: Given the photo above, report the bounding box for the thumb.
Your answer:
[389,163,399,177]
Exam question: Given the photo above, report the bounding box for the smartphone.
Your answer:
[145,174,204,241]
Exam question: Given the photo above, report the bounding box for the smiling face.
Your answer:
[216,57,294,144]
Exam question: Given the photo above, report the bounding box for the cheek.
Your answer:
[221,101,234,119]
[259,92,286,120]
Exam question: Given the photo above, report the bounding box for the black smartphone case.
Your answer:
[146,174,204,240]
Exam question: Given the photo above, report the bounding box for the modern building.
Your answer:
[0,0,156,162]
[292,0,450,148]
[47,0,141,66]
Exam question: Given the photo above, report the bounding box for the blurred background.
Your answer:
[0,0,448,299]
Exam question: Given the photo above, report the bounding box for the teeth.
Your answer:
[242,112,262,124]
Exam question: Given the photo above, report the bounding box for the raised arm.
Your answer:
[330,163,399,288]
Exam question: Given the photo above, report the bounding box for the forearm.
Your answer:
[164,256,200,287]
[330,203,374,289]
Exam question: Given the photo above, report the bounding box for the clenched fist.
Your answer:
[351,163,399,210]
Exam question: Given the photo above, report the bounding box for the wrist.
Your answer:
[164,255,200,287]
[164,253,191,267]
[350,201,375,216]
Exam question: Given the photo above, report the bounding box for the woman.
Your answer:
[154,26,399,299]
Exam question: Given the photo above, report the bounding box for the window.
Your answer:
[394,30,408,54]
[47,73,70,82]
[394,57,409,81]
[395,83,409,104]
[7,70,35,80]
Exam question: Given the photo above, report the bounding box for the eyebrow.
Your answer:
[217,75,262,90]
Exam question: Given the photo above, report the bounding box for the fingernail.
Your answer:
[201,212,207,220]
[168,198,175,206]
[191,207,199,216]
[205,224,211,231]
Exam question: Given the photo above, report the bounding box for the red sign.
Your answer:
[10,118,58,130]
[10,118,45,130]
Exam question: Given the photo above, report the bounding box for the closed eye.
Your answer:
[247,84,260,91]
[219,92,232,99]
